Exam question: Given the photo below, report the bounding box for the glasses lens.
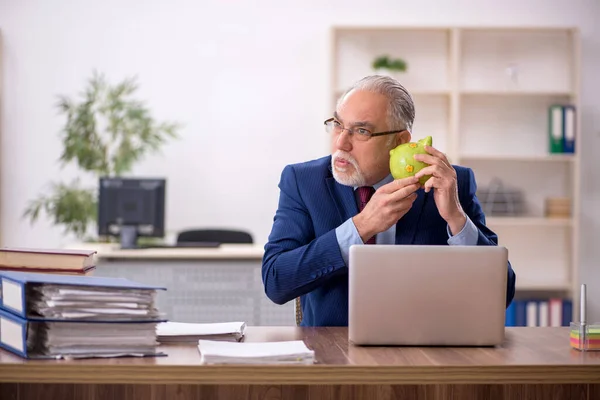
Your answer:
[352,127,373,141]
[323,120,331,132]
[325,120,338,134]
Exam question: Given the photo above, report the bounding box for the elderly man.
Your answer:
[262,75,516,326]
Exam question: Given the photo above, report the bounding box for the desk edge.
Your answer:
[1,364,600,385]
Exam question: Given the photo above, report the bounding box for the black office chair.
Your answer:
[176,229,253,245]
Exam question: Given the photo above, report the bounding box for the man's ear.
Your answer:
[395,130,411,146]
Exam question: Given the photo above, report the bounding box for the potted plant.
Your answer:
[23,71,181,242]
[372,55,408,77]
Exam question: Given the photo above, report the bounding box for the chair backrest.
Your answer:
[177,229,253,244]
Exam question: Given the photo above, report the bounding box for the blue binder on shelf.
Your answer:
[0,270,166,321]
[562,105,576,153]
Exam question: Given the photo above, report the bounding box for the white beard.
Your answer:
[331,150,367,187]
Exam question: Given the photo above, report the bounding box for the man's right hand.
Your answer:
[353,176,421,243]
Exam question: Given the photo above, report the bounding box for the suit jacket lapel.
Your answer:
[326,176,358,223]
[395,188,428,244]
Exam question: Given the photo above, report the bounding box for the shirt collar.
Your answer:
[353,173,394,191]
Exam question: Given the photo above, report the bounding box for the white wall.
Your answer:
[1,1,600,316]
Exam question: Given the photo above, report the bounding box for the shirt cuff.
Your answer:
[446,215,478,246]
[335,218,365,265]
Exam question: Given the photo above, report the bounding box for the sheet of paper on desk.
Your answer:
[197,339,315,364]
[156,321,246,342]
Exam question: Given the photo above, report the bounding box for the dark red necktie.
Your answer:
[356,186,376,244]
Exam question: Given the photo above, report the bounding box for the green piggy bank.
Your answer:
[389,136,433,186]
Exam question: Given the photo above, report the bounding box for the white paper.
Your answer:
[197,339,315,364]
[157,321,245,336]
[45,301,141,309]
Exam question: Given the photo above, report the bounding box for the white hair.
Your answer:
[337,75,415,132]
[330,150,366,186]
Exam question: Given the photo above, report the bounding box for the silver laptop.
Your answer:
[348,245,508,346]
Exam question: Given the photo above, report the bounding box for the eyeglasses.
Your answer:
[324,118,405,142]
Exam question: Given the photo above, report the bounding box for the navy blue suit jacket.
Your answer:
[262,155,516,326]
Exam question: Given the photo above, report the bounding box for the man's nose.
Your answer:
[334,129,352,151]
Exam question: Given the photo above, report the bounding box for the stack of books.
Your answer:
[0,247,96,275]
[0,270,166,359]
[156,321,246,343]
[197,339,315,365]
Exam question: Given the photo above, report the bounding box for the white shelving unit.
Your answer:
[330,26,581,311]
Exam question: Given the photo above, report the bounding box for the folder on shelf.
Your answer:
[549,298,563,327]
[526,301,538,327]
[562,105,576,153]
[0,270,166,321]
[0,307,163,359]
[548,104,564,153]
[505,302,516,326]
[538,301,549,327]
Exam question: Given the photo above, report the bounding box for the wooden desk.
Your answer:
[1,327,599,399]
[65,243,295,326]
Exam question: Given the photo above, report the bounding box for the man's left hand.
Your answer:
[414,145,466,235]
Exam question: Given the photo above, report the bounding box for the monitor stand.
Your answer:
[119,226,139,249]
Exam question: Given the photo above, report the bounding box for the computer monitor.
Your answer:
[97,177,166,249]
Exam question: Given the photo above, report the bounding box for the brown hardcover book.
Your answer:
[0,265,96,275]
[0,247,96,272]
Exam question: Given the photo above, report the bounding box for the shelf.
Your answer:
[335,89,573,98]
[410,90,451,96]
[333,28,450,94]
[516,282,572,291]
[334,88,576,97]
[459,29,574,94]
[333,26,451,33]
[458,95,575,157]
[331,25,580,308]
[334,89,450,98]
[460,154,575,162]
[486,217,572,227]
[460,90,574,97]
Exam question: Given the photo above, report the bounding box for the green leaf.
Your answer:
[371,55,407,72]
[22,180,97,239]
